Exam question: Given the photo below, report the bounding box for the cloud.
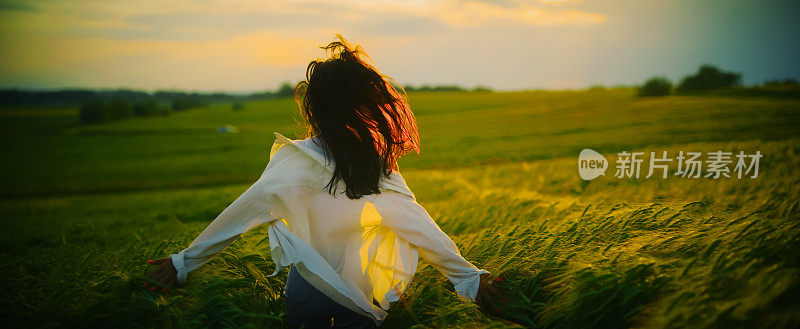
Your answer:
[3,29,320,70]
[431,1,606,27]
[322,0,606,29]
[0,29,328,90]
[11,0,606,41]
[539,0,584,5]
[0,0,608,90]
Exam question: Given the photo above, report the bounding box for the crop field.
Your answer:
[1,89,799,328]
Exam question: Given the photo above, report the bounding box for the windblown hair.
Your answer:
[295,35,420,199]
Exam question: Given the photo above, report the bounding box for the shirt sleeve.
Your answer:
[170,174,277,284]
[371,192,488,300]
[169,137,312,284]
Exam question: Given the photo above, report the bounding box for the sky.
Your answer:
[0,0,798,92]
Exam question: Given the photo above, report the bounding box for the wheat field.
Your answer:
[1,89,798,328]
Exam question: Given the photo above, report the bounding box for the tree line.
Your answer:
[78,96,209,124]
[637,64,799,97]
[403,84,492,92]
[0,84,306,124]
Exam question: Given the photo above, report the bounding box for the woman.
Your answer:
[146,35,501,328]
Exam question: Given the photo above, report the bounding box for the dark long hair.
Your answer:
[295,35,420,199]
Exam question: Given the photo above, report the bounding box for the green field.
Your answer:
[1,89,799,328]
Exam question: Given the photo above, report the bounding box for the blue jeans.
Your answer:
[283,266,378,329]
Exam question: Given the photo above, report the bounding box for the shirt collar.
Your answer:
[272,132,415,199]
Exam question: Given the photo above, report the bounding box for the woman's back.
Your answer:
[170,131,487,323]
[149,35,494,328]
[271,133,425,313]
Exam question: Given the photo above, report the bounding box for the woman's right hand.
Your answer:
[145,258,178,290]
[476,272,507,315]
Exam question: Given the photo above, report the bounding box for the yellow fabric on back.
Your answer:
[359,201,416,309]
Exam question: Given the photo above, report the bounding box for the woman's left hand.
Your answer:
[145,258,177,290]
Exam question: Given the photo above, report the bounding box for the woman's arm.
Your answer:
[166,175,278,285]
[145,175,273,287]
[147,142,306,287]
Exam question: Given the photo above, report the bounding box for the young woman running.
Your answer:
[146,35,501,328]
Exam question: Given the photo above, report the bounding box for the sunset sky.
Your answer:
[0,0,798,92]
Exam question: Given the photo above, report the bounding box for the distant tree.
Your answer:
[79,100,108,124]
[405,84,467,92]
[232,102,245,111]
[763,78,798,87]
[637,77,672,97]
[432,85,465,91]
[275,82,295,98]
[0,89,154,109]
[107,98,134,120]
[676,65,741,94]
[132,99,162,117]
[471,85,493,92]
[171,96,205,111]
[154,90,183,100]
[78,98,135,124]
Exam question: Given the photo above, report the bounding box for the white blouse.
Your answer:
[170,132,488,324]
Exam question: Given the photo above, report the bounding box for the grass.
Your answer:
[2,89,799,197]
[0,89,799,328]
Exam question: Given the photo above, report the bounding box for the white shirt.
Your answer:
[170,132,487,324]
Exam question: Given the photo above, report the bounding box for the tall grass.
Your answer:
[1,90,798,328]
